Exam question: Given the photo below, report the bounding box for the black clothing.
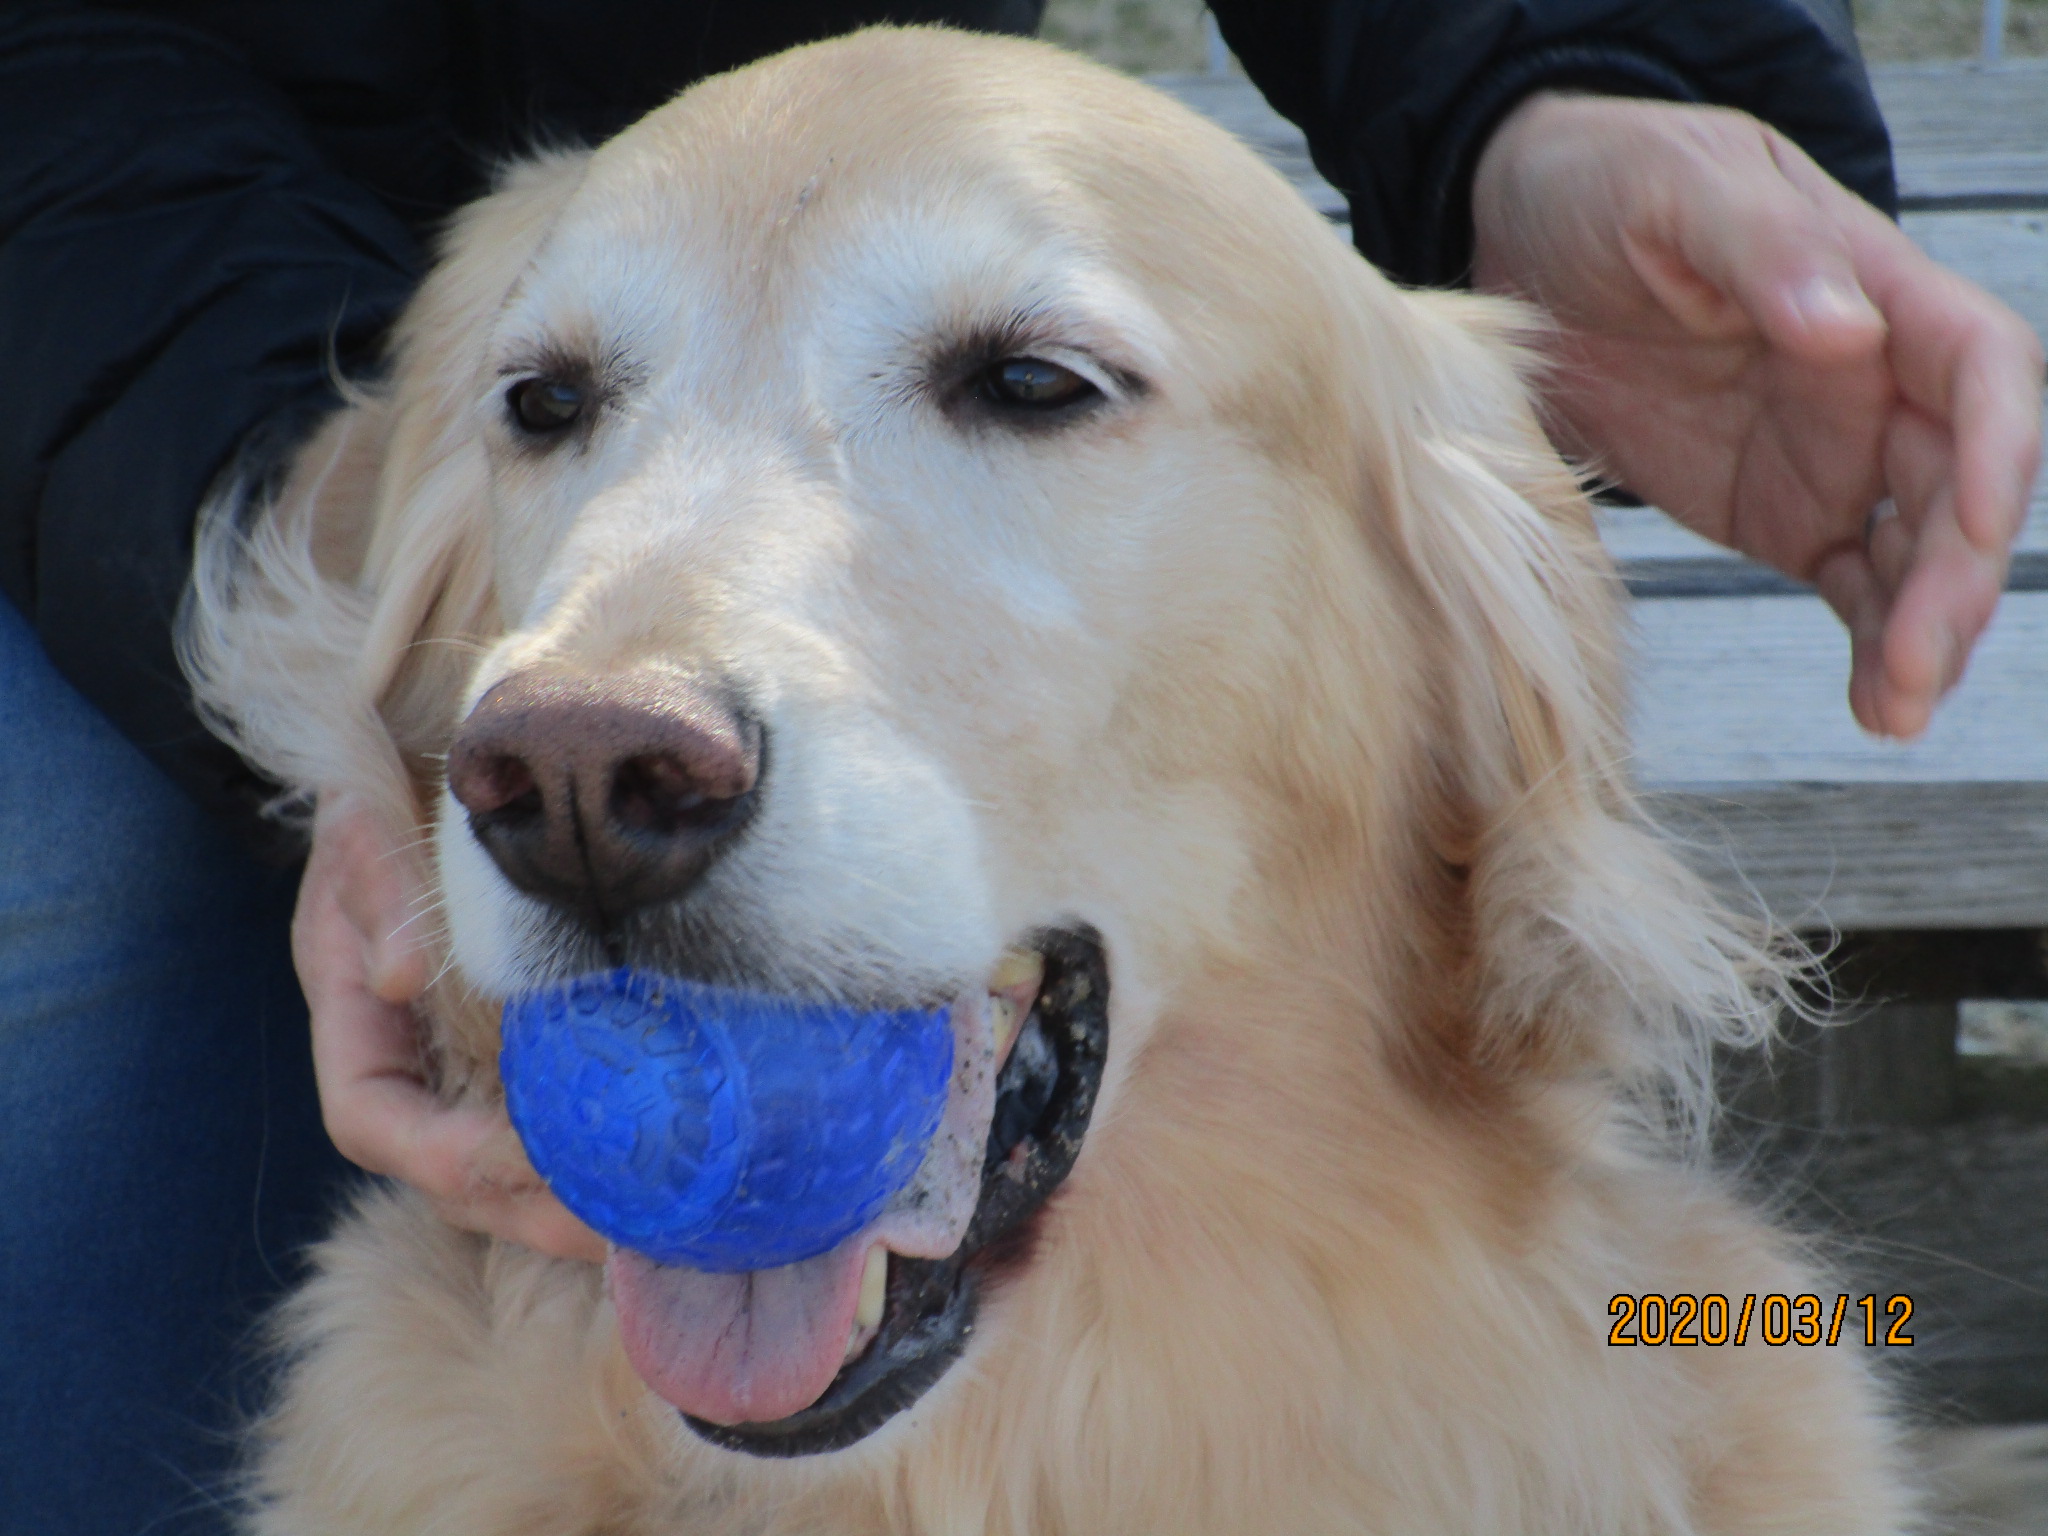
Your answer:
[1217,0,1892,288]
[0,0,1891,837]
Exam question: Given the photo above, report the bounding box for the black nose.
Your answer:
[445,669,761,924]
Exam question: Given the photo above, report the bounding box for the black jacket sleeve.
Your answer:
[1210,0,1895,286]
[0,8,420,841]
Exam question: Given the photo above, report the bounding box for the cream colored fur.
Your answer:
[183,27,1915,1533]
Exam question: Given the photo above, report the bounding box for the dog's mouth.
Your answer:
[672,925,1108,1458]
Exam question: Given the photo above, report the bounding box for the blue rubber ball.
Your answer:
[500,969,954,1272]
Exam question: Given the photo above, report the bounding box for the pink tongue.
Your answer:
[609,1237,870,1425]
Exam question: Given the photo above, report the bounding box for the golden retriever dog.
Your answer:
[183,26,1915,1534]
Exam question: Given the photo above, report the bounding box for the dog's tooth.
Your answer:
[988,948,1043,995]
[990,996,1019,1057]
[856,1245,889,1332]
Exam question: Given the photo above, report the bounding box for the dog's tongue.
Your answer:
[610,1236,870,1425]
[606,992,1003,1426]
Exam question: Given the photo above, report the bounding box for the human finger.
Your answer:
[1869,412,2008,738]
[420,1117,609,1264]
[1864,501,1913,598]
[295,793,441,1171]
[293,841,436,1174]
[296,797,604,1263]
[299,899,604,1263]
[1814,543,1892,736]
[318,793,434,1003]
[338,1061,605,1264]
[1643,117,1885,362]
[1843,208,2045,557]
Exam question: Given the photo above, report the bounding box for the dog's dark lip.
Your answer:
[683,925,1109,1458]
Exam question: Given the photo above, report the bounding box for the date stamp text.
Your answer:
[1607,1293,1913,1347]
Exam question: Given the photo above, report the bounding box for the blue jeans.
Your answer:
[0,598,351,1532]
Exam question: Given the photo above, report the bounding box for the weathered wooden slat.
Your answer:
[1648,784,2048,930]
[1872,61,2048,207]
[1632,593,2048,785]
[1619,550,2048,599]
[1633,580,2048,931]
[1603,496,2048,572]
[1604,485,2048,598]
[1903,209,2048,341]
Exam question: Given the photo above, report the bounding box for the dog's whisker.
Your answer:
[376,830,442,862]
[420,944,464,995]
[388,904,448,944]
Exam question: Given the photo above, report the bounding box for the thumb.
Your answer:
[317,791,434,1002]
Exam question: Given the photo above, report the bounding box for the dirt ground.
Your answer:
[1039,0,2048,70]
[1858,0,2048,58]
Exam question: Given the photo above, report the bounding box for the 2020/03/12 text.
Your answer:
[1607,1294,1913,1347]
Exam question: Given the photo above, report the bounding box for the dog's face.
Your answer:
[435,36,1403,1019]
[412,37,1426,1446]
[451,90,1230,1008]
[198,26,1708,1495]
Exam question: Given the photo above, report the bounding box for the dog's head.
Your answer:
[186,23,1781,1502]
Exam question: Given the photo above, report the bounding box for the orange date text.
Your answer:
[1605,1293,1913,1347]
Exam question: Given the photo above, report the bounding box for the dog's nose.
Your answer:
[446,669,761,921]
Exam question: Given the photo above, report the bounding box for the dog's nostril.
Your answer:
[447,744,545,822]
[610,752,726,834]
[465,754,543,823]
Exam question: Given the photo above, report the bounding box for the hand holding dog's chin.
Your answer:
[1470,91,2045,740]
[296,794,608,1265]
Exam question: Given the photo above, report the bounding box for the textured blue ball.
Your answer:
[500,969,953,1272]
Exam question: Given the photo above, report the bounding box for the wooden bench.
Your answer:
[1153,59,2048,1421]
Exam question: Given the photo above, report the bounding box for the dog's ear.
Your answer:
[358,150,595,806]
[183,150,590,834]
[1345,287,1789,1138]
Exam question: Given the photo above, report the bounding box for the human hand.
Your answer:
[1471,92,2044,739]
[295,792,605,1263]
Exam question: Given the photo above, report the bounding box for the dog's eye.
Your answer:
[506,377,587,436]
[975,357,1099,411]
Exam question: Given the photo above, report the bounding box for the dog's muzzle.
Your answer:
[685,926,1109,1457]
